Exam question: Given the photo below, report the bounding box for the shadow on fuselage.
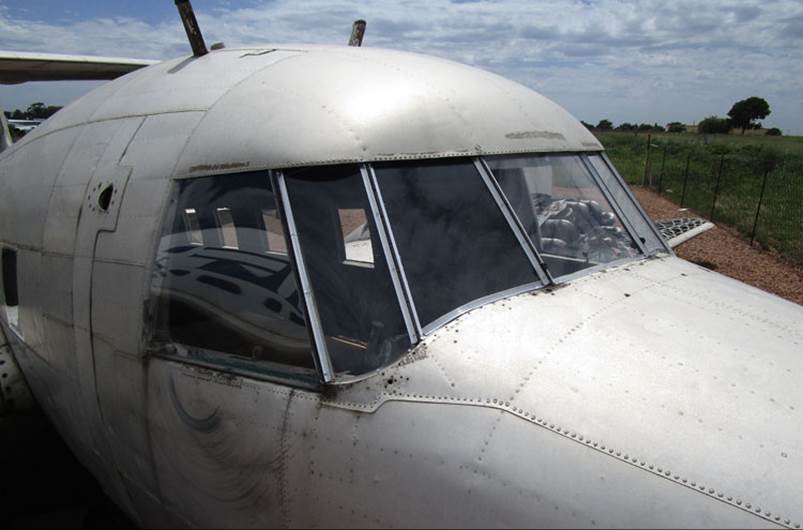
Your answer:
[1,411,133,528]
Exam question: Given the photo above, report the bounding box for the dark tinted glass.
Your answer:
[374,160,539,328]
[151,172,315,373]
[284,165,412,377]
[2,248,18,308]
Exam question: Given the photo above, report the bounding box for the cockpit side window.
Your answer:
[373,159,541,331]
[1,247,20,333]
[486,155,642,279]
[282,165,412,378]
[586,154,667,255]
[150,172,316,383]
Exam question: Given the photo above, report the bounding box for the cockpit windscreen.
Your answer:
[486,155,641,278]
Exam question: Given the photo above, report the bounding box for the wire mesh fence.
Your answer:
[598,132,803,264]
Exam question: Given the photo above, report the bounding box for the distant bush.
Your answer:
[698,116,731,134]
[667,122,686,133]
[596,119,613,131]
[766,128,782,136]
[616,122,637,131]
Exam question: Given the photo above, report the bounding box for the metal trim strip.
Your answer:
[600,152,671,255]
[475,157,553,285]
[360,165,418,346]
[421,281,545,336]
[276,171,335,383]
[366,165,425,337]
[580,153,648,256]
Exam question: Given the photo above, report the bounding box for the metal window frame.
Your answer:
[1,245,22,339]
[371,159,549,337]
[360,166,419,345]
[578,153,648,256]
[421,280,545,335]
[598,152,671,254]
[275,171,335,383]
[365,164,424,337]
[144,172,324,389]
[475,157,553,285]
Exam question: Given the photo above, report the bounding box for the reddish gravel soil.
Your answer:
[633,186,803,307]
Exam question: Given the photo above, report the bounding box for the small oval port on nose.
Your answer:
[98,184,114,211]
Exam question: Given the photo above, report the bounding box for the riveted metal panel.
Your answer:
[16,248,43,347]
[145,359,293,528]
[0,127,79,249]
[89,50,302,123]
[91,262,145,355]
[0,342,35,413]
[119,112,206,182]
[325,256,803,528]
[167,46,600,174]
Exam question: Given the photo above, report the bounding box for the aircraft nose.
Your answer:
[326,256,803,528]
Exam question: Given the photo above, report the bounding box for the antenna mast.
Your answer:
[175,0,209,57]
[348,20,367,47]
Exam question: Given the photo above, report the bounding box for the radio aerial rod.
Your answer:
[349,20,367,47]
[175,0,209,57]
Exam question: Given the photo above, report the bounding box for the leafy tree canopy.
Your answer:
[727,97,770,135]
[667,122,686,133]
[698,116,731,134]
[596,119,613,131]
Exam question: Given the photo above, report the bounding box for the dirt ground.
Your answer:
[633,186,803,306]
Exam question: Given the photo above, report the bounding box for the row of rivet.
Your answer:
[326,391,798,529]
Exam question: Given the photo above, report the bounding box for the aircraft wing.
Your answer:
[0,51,158,85]
[654,217,715,248]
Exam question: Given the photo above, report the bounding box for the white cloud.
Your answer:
[1,0,802,133]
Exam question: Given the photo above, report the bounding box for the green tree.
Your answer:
[698,116,731,134]
[667,122,686,133]
[727,97,771,135]
[42,105,62,118]
[615,122,636,131]
[26,102,47,119]
[596,119,613,131]
[766,128,782,136]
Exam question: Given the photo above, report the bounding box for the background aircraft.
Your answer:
[0,2,800,528]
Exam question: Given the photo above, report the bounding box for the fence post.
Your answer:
[709,154,725,221]
[750,169,771,246]
[657,143,667,194]
[680,151,691,207]
[642,133,652,186]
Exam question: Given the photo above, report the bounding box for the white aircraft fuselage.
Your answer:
[0,45,801,528]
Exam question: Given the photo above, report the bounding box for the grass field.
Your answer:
[596,131,803,264]
[599,131,803,156]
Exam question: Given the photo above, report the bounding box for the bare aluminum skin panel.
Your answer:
[324,256,803,528]
[16,45,601,172]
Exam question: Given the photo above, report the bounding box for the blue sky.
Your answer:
[1,0,802,134]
